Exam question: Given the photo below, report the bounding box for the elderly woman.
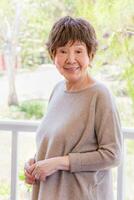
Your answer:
[24,16,122,200]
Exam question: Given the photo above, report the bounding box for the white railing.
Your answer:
[0,120,134,200]
[0,120,39,200]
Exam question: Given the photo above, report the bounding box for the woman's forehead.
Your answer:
[62,40,86,48]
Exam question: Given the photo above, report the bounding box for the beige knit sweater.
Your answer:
[31,80,122,200]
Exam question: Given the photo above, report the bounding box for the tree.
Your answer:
[0,0,73,105]
[0,0,22,105]
[0,0,133,107]
[71,0,134,106]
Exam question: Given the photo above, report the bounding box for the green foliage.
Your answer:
[19,169,33,193]
[0,182,10,196]
[19,100,48,119]
[120,32,134,107]
[0,100,48,119]
[19,169,25,181]
[127,140,134,154]
[123,65,134,105]
[18,0,74,68]
[72,0,134,106]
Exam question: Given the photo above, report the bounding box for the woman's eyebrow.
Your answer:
[59,46,68,48]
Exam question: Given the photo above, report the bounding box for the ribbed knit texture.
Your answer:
[31,80,122,200]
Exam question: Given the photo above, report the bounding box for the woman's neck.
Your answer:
[65,73,95,92]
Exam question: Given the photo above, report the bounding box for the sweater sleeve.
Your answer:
[68,87,123,172]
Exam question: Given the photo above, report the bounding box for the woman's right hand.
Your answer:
[24,158,36,185]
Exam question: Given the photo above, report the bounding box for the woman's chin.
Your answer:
[65,75,81,83]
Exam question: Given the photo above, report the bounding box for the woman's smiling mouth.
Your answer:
[63,67,80,72]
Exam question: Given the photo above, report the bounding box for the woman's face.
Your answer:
[53,41,91,83]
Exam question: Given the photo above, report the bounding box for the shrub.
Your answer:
[19,100,48,119]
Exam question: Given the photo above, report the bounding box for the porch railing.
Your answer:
[0,120,134,200]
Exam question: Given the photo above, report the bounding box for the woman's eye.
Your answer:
[76,50,82,54]
[60,50,67,54]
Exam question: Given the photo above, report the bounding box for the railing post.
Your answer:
[117,141,126,200]
[11,131,18,200]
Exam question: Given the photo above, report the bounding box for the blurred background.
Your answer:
[0,0,134,199]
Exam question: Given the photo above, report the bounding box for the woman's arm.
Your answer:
[68,89,123,173]
[56,156,70,171]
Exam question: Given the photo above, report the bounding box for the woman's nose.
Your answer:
[66,53,76,63]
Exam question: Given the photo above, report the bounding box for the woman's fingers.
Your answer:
[24,163,44,182]
[25,172,36,185]
[30,162,47,181]
[24,162,31,174]
[24,158,35,173]
[24,157,37,185]
[25,177,35,185]
[29,158,35,165]
[28,163,36,174]
[25,170,35,180]
[31,163,39,177]
[35,173,40,180]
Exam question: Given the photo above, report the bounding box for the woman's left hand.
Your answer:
[28,157,61,181]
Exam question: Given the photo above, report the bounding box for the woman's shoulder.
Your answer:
[92,81,112,97]
[52,80,65,92]
[48,80,64,101]
[92,81,115,107]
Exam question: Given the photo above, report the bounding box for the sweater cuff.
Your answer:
[69,153,82,172]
